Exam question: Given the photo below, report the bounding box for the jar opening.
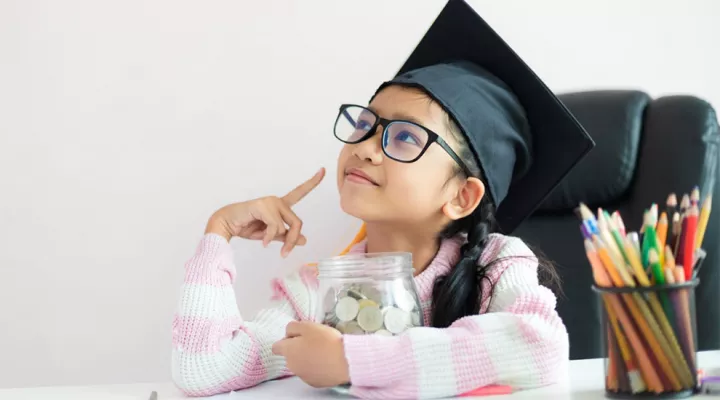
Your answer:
[317,252,413,279]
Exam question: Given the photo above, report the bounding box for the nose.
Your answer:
[352,126,384,164]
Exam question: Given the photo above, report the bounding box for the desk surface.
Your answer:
[3,351,720,399]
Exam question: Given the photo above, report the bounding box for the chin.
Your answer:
[339,191,380,221]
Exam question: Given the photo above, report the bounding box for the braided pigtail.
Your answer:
[431,199,496,328]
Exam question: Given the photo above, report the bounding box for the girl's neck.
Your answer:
[364,222,441,276]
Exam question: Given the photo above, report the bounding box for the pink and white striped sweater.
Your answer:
[172,233,569,399]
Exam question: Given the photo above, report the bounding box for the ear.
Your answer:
[442,177,485,221]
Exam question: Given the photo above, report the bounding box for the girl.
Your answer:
[171,2,592,398]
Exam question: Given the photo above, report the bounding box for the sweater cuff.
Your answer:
[184,233,236,284]
[342,333,414,388]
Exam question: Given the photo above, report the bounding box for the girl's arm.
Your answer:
[341,237,569,400]
[171,233,316,396]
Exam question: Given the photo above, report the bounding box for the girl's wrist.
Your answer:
[205,215,232,242]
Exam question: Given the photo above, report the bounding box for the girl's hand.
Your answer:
[272,321,350,388]
[205,168,325,257]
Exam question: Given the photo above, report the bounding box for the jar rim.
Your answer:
[317,252,413,278]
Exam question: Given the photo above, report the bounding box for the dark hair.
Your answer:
[430,113,561,328]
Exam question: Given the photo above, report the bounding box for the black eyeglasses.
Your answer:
[333,104,472,176]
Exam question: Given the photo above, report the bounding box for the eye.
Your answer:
[394,130,422,146]
[356,119,373,131]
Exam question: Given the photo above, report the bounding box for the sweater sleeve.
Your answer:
[341,238,570,400]
[171,234,318,397]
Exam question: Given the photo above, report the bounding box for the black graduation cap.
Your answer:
[373,0,594,234]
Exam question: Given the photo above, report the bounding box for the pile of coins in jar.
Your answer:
[322,282,423,336]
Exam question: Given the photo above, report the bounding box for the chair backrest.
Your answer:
[516,90,720,360]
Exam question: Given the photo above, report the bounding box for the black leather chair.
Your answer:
[516,90,720,360]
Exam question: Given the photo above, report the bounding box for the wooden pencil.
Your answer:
[657,212,668,266]
[680,194,690,214]
[695,195,712,251]
[675,211,689,263]
[674,266,696,380]
[683,206,699,280]
[691,186,700,207]
[666,193,677,221]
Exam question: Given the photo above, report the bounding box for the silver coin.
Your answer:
[393,287,416,312]
[359,284,383,303]
[346,288,366,301]
[335,296,360,322]
[337,320,364,335]
[356,305,384,332]
[374,329,393,336]
[384,306,410,334]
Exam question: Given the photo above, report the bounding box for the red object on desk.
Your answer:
[459,385,513,397]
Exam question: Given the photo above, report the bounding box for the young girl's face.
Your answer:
[336,85,470,229]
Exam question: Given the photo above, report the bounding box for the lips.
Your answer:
[345,168,379,186]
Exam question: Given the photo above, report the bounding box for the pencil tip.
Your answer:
[648,248,660,263]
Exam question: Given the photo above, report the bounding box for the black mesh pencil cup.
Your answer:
[592,276,701,398]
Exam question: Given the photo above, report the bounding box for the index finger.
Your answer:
[282,168,325,206]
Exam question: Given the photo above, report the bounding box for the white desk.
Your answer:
[3,351,720,400]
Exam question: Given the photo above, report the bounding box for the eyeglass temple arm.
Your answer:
[342,109,356,126]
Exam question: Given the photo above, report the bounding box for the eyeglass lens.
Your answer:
[335,105,430,162]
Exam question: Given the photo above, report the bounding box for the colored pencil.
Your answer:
[613,211,626,237]
[674,267,696,377]
[666,193,677,221]
[675,212,689,264]
[669,212,681,258]
[680,194,690,214]
[682,206,698,280]
[691,187,700,207]
[656,212,668,266]
[695,195,712,251]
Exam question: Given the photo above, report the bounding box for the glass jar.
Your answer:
[316,252,424,336]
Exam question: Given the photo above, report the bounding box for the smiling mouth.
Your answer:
[345,170,379,186]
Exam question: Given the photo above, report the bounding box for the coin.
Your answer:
[356,305,384,332]
[346,288,366,301]
[335,297,360,322]
[359,285,383,303]
[374,329,393,336]
[337,320,364,334]
[384,306,410,334]
[358,299,378,310]
[393,287,416,312]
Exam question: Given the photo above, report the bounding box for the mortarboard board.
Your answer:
[371,0,595,234]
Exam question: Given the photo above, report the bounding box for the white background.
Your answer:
[0,0,718,389]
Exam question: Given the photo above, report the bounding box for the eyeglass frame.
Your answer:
[334,104,473,177]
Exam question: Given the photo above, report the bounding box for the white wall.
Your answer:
[0,0,718,389]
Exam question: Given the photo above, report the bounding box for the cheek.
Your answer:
[336,146,353,188]
[385,166,445,211]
